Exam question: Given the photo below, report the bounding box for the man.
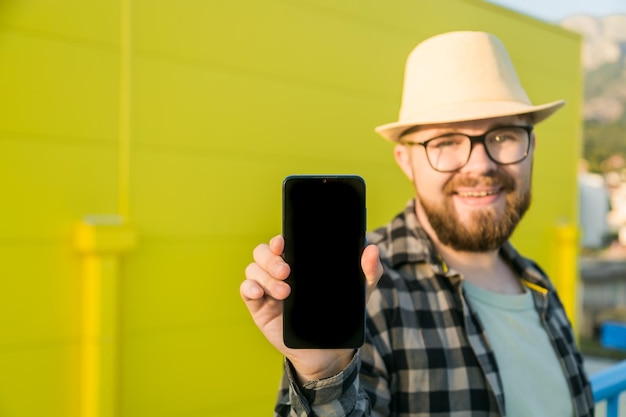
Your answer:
[241,31,594,416]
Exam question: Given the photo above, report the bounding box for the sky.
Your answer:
[485,0,626,22]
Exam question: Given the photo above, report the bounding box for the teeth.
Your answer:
[458,190,497,197]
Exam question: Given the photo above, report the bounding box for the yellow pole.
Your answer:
[554,223,580,339]
[75,216,136,417]
[77,2,134,414]
[119,0,132,218]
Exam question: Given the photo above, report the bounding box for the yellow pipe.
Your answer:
[80,255,120,417]
[119,0,132,218]
[554,223,580,339]
[79,2,134,414]
[75,217,136,417]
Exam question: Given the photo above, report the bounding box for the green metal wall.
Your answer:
[0,1,581,416]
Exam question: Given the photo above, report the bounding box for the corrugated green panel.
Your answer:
[0,31,119,142]
[132,55,392,160]
[0,2,120,417]
[121,241,255,329]
[0,0,119,45]
[0,139,118,239]
[130,152,280,238]
[0,245,80,345]
[121,242,282,412]
[129,145,404,237]
[0,343,80,417]
[132,0,402,101]
[120,240,281,413]
[121,325,281,415]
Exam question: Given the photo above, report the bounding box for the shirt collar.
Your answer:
[368,199,446,273]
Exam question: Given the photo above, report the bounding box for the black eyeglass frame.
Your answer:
[400,125,534,173]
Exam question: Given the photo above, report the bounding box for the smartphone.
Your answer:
[282,175,366,349]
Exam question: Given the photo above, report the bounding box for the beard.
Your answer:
[419,169,531,252]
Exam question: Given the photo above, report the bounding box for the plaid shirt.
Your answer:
[275,199,594,416]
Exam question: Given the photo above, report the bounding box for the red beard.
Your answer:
[419,169,531,252]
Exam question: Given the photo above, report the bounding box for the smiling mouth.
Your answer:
[456,189,499,198]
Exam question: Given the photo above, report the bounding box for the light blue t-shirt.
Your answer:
[463,280,574,417]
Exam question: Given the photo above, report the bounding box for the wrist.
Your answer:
[291,349,356,385]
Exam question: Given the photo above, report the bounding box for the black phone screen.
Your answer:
[282,175,366,349]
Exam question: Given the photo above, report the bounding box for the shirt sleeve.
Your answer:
[274,351,372,416]
[273,273,396,417]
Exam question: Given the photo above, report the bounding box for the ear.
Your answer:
[394,144,415,181]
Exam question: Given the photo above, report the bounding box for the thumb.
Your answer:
[361,244,383,294]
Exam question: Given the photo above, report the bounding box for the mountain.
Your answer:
[561,15,626,123]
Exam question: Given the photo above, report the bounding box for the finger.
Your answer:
[240,277,265,302]
[253,240,290,280]
[244,261,291,300]
[269,235,285,255]
[240,277,284,330]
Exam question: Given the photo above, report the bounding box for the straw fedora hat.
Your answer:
[375,31,565,142]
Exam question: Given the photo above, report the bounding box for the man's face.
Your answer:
[394,116,535,252]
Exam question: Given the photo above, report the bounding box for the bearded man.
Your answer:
[241,31,594,416]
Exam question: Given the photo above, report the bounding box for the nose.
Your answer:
[461,142,497,174]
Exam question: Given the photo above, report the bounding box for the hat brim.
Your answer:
[375,99,565,142]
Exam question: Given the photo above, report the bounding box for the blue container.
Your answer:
[601,321,626,351]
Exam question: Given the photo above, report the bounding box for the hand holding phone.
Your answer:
[282,175,366,349]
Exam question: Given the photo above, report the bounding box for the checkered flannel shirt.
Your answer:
[274,199,594,416]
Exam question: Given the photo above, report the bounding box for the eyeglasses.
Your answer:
[400,125,533,173]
